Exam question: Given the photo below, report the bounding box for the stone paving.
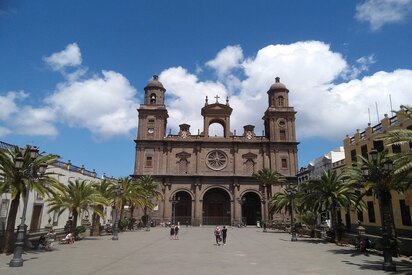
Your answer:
[0,227,411,275]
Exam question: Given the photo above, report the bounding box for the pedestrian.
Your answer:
[174,225,179,240]
[170,224,175,240]
[214,226,221,246]
[221,225,227,245]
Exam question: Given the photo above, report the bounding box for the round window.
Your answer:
[206,150,228,170]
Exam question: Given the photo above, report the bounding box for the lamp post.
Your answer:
[171,195,180,225]
[112,181,123,241]
[10,146,47,267]
[361,148,396,271]
[238,197,246,227]
[287,185,298,242]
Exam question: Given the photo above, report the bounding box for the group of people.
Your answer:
[214,226,227,246]
[169,224,180,240]
[38,229,56,250]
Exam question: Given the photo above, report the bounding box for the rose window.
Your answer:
[206,150,228,170]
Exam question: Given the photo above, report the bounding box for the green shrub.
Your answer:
[118,218,129,231]
[75,225,87,235]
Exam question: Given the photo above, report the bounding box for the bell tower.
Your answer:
[137,75,169,140]
[263,77,297,142]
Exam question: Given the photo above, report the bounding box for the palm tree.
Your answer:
[253,168,286,198]
[0,145,59,254]
[90,179,112,236]
[382,105,412,188]
[268,185,296,215]
[47,179,105,234]
[137,175,163,226]
[300,170,359,243]
[115,177,144,220]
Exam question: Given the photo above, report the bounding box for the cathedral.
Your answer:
[133,75,299,226]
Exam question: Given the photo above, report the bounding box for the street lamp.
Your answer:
[286,185,298,242]
[146,195,151,232]
[112,181,123,241]
[10,146,47,267]
[171,195,180,225]
[361,148,396,271]
[238,197,246,227]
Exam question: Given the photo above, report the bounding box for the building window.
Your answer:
[179,159,188,174]
[150,93,157,104]
[281,158,288,169]
[361,145,368,159]
[357,209,364,222]
[392,144,401,154]
[367,201,376,223]
[0,199,10,219]
[145,156,153,167]
[245,159,254,175]
[400,200,412,226]
[276,96,284,107]
[373,140,384,152]
[279,130,286,141]
[350,149,357,162]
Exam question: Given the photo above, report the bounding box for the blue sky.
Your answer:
[1,0,412,178]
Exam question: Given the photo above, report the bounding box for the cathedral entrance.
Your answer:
[173,191,192,225]
[202,188,231,225]
[241,192,261,225]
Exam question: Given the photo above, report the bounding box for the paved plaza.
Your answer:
[0,227,411,275]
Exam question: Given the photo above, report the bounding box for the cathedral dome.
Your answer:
[270,77,287,90]
[144,75,165,90]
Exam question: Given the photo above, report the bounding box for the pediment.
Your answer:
[176,151,191,159]
[242,152,257,159]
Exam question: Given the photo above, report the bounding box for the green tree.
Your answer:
[137,175,163,226]
[253,168,286,198]
[382,105,412,188]
[268,185,296,215]
[90,179,112,236]
[0,145,59,254]
[47,179,105,234]
[300,170,359,243]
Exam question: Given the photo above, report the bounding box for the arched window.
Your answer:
[245,159,254,175]
[276,96,284,107]
[150,93,157,104]
[179,159,188,174]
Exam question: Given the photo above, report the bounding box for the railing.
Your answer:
[372,123,382,133]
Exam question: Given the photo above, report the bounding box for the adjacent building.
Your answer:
[343,107,412,236]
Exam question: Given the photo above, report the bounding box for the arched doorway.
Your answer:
[241,192,261,225]
[173,191,192,225]
[202,188,231,225]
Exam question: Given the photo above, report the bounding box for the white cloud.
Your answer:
[0,91,28,120]
[44,43,82,71]
[0,126,11,137]
[159,41,412,141]
[0,91,58,138]
[206,45,243,78]
[355,0,412,30]
[14,106,58,137]
[341,54,376,80]
[46,70,138,139]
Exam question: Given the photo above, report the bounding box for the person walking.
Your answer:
[170,225,175,240]
[221,226,227,245]
[174,225,179,240]
[214,226,221,246]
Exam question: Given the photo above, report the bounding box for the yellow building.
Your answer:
[343,106,412,237]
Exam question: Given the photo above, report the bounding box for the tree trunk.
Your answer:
[91,210,101,236]
[72,209,78,234]
[3,192,21,254]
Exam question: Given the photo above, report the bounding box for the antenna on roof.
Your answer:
[389,94,394,116]
[368,108,371,125]
[375,102,380,123]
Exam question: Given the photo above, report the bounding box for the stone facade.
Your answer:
[133,76,299,226]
